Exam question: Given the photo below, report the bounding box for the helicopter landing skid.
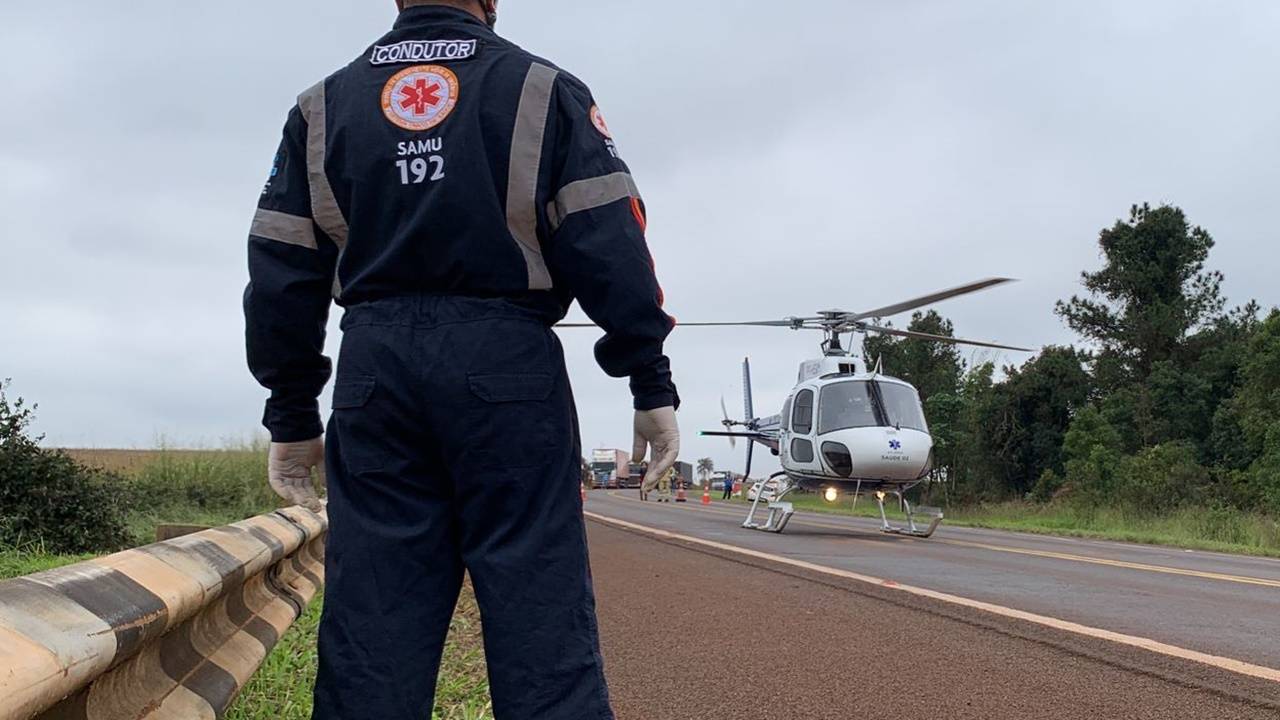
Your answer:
[875,492,943,539]
[742,501,795,533]
[742,473,796,533]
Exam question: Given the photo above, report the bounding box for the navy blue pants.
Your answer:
[313,296,613,720]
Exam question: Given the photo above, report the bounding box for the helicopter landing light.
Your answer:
[823,487,839,503]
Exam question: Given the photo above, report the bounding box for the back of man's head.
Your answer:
[396,0,497,28]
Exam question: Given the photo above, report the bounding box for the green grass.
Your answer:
[0,549,91,579]
[225,597,323,719]
[63,445,313,547]
[726,493,1280,557]
[119,446,280,543]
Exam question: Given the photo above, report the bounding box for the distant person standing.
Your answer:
[722,475,734,500]
[657,465,674,502]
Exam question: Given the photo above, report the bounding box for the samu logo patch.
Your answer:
[381,65,460,132]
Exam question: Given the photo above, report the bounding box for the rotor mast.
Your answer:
[816,311,855,358]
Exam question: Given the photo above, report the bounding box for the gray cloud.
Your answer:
[2,1,1276,479]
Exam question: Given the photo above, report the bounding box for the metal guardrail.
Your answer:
[0,506,327,720]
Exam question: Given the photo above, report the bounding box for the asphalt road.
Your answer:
[585,490,1280,719]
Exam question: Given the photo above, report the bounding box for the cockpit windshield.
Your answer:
[818,382,878,434]
[877,382,928,432]
[816,381,928,434]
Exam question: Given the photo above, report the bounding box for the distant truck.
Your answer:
[673,461,693,488]
[590,448,632,489]
[626,462,646,489]
[630,460,694,491]
[709,470,743,491]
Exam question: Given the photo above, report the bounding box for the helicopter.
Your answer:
[687,278,1033,538]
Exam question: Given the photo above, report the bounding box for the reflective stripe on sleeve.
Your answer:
[249,209,317,250]
[506,62,560,291]
[297,80,348,298]
[546,172,641,232]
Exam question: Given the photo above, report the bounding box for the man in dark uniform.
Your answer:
[244,1,681,717]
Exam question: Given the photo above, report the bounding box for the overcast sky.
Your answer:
[2,1,1277,478]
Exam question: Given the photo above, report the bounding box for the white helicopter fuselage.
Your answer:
[685,278,1029,538]
[774,355,934,493]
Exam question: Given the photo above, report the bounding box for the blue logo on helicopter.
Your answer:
[889,440,902,451]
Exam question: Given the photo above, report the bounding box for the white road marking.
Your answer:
[585,511,1280,685]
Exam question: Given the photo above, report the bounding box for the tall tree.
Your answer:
[696,457,715,487]
[975,347,1093,496]
[1056,204,1225,390]
[1218,311,1280,510]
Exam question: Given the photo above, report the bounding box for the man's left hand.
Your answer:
[268,437,325,512]
[633,407,680,491]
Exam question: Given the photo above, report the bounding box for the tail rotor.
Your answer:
[720,396,737,450]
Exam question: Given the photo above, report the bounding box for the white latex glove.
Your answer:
[633,407,680,491]
[268,438,325,512]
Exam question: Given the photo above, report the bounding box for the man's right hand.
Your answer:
[268,438,325,512]
[633,407,680,491]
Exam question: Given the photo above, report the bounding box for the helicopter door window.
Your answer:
[792,390,814,435]
[875,382,929,432]
[817,381,879,434]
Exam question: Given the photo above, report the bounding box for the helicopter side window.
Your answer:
[792,390,814,434]
[781,397,793,432]
[876,382,928,432]
[817,381,879,434]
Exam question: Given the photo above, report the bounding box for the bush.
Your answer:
[1114,442,1206,513]
[1028,469,1064,503]
[1061,406,1125,505]
[0,381,133,554]
[1248,426,1280,514]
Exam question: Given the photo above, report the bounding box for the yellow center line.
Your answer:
[594,491,1280,590]
[938,538,1280,589]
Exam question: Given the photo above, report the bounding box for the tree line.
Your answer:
[866,204,1280,514]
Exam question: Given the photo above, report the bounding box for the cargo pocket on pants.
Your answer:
[466,373,557,470]
[331,376,383,474]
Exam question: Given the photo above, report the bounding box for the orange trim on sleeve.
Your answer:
[630,197,647,233]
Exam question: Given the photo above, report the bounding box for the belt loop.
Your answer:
[418,294,437,326]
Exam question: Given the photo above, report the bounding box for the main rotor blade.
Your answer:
[674,320,802,327]
[848,278,1017,322]
[862,324,1034,352]
[555,319,803,329]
